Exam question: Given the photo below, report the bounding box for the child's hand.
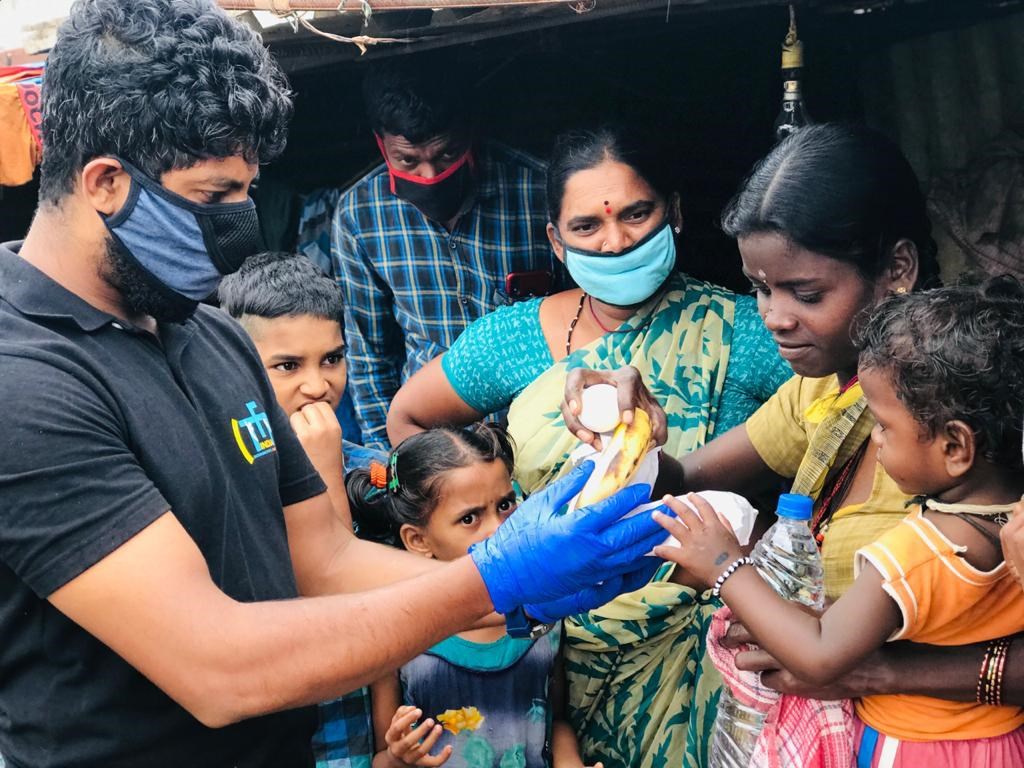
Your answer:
[652,493,744,587]
[384,705,453,767]
[1000,501,1024,589]
[290,401,344,480]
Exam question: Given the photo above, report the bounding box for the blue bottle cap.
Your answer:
[777,493,813,520]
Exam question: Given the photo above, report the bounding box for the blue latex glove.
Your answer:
[524,555,662,623]
[468,460,665,613]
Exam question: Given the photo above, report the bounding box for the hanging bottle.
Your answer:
[772,5,812,142]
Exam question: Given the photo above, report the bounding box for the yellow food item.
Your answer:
[436,706,485,735]
[576,407,653,507]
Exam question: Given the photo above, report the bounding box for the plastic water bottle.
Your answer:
[708,493,824,768]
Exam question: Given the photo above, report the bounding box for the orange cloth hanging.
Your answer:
[0,65,44,187]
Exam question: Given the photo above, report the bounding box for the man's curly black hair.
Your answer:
[858,276,1024,470]
[39,0,293,204]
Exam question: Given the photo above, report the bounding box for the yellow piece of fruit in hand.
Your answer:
[576,407,653,508]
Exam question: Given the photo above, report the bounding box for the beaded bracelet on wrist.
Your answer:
[712,556,753,599]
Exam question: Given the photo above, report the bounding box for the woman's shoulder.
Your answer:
[745,373,836,441]
[762,373,846,413]
[492,296,544,328]
[488,296,545,323]
[729,292,766,338]
[442,298,551,413]
[453,297,543,348]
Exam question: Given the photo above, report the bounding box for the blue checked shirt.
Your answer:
[332,142,565,450]
[312,688,373,768]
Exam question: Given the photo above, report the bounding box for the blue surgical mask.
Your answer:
[563,221,676,306]
[101,157,264,304]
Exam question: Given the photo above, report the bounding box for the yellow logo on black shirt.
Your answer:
[231,400,276,464]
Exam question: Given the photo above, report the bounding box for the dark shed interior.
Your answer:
[4,0,1022,288]
[264,0,1024,289]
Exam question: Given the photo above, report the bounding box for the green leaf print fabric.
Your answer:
[563,564,722,768]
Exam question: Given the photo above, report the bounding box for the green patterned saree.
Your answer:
[507,274,736,768]
[565,570,722,768]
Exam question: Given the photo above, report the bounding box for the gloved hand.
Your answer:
[469,460,665,614]
[524,556,662,623]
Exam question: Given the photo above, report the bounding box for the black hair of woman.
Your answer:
[858,275,1024,470]
[347,422,516,545]
[721,123,941,289]
[545,124,679,225]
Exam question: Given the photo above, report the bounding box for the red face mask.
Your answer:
[376,134,476,222]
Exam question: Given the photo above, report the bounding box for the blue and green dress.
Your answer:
[399,630,561,768]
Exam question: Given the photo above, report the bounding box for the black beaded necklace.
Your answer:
[565,292,587,356]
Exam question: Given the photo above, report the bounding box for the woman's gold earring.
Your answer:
[896,286,908,294]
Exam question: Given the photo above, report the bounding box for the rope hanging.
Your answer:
[292,13,413,55]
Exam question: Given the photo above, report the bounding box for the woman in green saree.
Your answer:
[387,126,792,768]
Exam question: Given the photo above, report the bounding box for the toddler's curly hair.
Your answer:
[858,276,1024,470]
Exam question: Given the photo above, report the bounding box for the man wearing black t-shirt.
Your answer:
[0,3,665,767]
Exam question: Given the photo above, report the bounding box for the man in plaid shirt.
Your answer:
[332,61,566,450]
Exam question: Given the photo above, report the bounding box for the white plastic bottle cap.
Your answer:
[578,383,622,434]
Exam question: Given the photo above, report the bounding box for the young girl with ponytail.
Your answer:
[347,423,597,768]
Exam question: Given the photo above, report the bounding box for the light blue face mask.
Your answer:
[563,221,676,306]
[102,157,264,303]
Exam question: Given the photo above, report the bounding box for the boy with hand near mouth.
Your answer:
[220,250,384,767]
[222,252,385,528]
[220,250,385,528]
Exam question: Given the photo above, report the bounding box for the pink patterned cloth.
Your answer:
[707,607,856,768]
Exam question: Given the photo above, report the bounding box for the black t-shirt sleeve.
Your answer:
[0,353,171,597]
[266,396,327,508]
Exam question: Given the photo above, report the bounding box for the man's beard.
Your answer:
[99,235,200,324]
